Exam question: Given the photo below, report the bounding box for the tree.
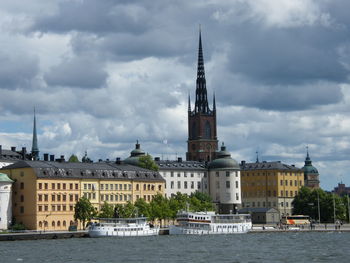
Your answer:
[189,191,214,212]
[138,154,159,171]
[150,193,171,224]
[99,202,114,218]
[68,154,79,162]
[115,202,137,218]
[169,192,189,219]
[292,187,347,222]
[134,198,151,218]
[74,197,97,229]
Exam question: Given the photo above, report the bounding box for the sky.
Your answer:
[0,0,349,190]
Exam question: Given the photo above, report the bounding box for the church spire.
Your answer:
[31,107,39,160]
[213,92,216,111]
[194,27,210,114]
[188,93,191,112]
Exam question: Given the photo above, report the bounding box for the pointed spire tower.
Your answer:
[187,27,218,162]
[31,108,39,160]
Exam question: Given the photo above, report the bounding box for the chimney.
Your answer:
[241,160,246,166]
[154,157,160,162]
[98,159,102,162]
[44,153,49,161]
[21,147,26,160]
[60,155,65,162]
[106,158,110,162]
[177,157,182,162]
[11,146,16,152]
[50,154,55,161]
[292,164,295,167]
[116,157,121,165]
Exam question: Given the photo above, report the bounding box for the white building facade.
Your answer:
[0,173,13,229]
[156,158,208,198]
[208,144,241,214]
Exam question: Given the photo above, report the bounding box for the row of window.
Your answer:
[38,220,75,228]
[163,172,205,178]
[280,180,303,187]
[100,194,132,202]
[242,190,298,198]
[215,193,240,201]
[242,201,277,208]
[38,204,75,212]
[38,194,79,202]
[83,183,161,192]
[243,172,301,177]
[38,182,79,190]
[168,181,206,190]
[215,171,239,177]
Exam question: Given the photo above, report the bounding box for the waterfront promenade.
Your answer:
[1,224,350,241]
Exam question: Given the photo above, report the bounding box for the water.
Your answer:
[1,232,350,263]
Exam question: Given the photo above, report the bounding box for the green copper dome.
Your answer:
[302,151,319,174]
[208,143,239,170]
[124,141,145,166]
[0,173,14,183]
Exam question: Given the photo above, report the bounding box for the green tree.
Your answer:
[138,154,159,171]
[115,202,137,218]
[169,192,189,219]
[99,202,114,218]
[134,198,151,218]
[189,191,214,212]
[292,187,347,222]
[150,193,171,224]
[74,197,97,229]
[68,154,79,162]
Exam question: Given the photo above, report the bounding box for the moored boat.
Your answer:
[169,211,252,235]
[88,217,159,237]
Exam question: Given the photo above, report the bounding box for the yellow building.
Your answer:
[1,160,165,231]
[240,161,304,217]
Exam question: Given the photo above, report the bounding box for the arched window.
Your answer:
[63,221,66,227]
[192,122,197,139]
[52,221,55,227]
[44,221,48,227]
[39,221,42,228]
[57,221,61,227]
[205,121,211,139]
[70,220,74,226]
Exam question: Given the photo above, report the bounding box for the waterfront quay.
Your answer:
[1,224,350,241]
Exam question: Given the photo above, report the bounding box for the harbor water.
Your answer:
[1,232,350,262]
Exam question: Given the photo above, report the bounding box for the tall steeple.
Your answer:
[31,108,39,160]
[187,27,218,162]
[194,28,210,114]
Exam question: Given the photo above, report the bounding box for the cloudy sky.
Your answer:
[0,0,349,190]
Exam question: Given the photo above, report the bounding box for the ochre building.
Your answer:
[240,161,304,217]
[1,160,165,231]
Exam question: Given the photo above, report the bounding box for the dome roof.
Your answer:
[208,143,239,170]
[0,173,13,183]
[302,150,319,174]
[124,140,145,166]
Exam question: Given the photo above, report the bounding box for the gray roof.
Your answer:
[156,160,206,171]
[1,160,165,182]
[0,149,23,161]
[240,161,302,172]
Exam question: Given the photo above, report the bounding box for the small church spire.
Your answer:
[256,150,259,163]
[31,107,39,160]
[188,94,191,112]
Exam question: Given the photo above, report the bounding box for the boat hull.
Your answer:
[89,227,159,237]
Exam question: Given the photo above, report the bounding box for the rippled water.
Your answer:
[1,232,349,262]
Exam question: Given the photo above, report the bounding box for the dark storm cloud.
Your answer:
[44,56,107,88]
[0,52,39,89]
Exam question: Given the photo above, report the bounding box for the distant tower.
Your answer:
[186,29,218,162]
[31,108,39,160]
[302,146,320,188]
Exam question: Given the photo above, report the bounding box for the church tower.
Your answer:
[186,30,218,162]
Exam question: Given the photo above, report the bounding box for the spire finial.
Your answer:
[188,93,191,112]
[31,107,39,160]
[213,91,216,111]
[256,151,259,163]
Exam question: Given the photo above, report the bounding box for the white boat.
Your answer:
[169,211,252,235]
[88,217,159,237]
